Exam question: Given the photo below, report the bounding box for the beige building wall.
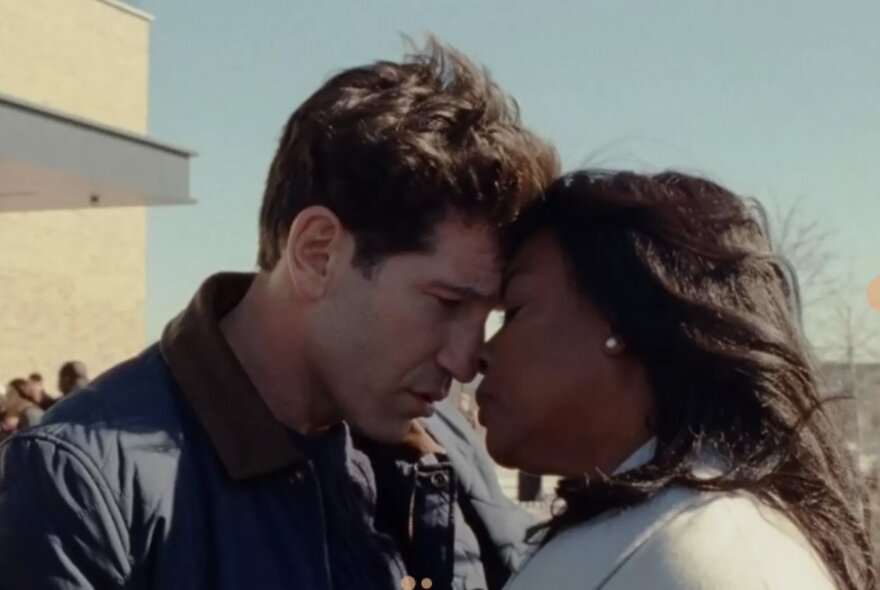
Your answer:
[0,0,151,388]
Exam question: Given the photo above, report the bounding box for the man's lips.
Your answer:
[409,389,447,403]
[407,390,446,417]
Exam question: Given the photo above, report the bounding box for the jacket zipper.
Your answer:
[407,465,418,576]
[307,460,335,590]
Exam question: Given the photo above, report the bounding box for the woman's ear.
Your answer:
[283,206,351,300]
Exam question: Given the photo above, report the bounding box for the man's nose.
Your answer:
[436,322,485,383]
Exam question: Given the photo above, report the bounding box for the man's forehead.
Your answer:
[427,218,502,285]
[422,249,502,298]
[431,216,500,250]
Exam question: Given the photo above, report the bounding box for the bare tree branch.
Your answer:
[768,200,879,365]
[769,197,840,308]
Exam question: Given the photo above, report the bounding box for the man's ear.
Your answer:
[284,206,351,299]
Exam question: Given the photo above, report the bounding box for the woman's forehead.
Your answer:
[503,230,561,293]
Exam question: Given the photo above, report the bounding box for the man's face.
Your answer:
[23,380,41,402]
[312,216,501,443]
[0,415,18,438]
[58,373,72,395]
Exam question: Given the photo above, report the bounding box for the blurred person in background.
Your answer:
[0,411,18,443]
[4,379,43,429]
[24,372,56,411]
[0,384,17,442]
[57,361,89,397]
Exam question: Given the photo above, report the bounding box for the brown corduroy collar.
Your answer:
[160,272,443,480]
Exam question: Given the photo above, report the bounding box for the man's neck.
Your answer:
[219,273,340,435]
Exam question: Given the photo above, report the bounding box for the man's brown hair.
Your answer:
[258,38,559,271]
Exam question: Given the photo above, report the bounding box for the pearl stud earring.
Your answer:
[604,335,623,353]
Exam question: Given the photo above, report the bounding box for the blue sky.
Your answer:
[139,0,879,358]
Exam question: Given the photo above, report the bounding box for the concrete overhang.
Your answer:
[0,92,195,212]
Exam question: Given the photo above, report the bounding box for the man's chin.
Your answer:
[349,419,413,445]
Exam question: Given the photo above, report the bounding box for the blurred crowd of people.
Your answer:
[0,361,89,441]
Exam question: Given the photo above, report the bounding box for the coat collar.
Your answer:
[613,438,657,475]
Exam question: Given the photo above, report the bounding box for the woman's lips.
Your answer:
[475,390,496,426]
[475,387,494,408]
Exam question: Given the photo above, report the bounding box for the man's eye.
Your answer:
[503,306,523,324]
[435,295,463,310]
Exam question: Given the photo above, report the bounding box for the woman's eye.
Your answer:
[503,305,523,324]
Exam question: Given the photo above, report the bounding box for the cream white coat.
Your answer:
[505,444,837,590]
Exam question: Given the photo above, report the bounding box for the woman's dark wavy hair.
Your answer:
[508,170,875,590]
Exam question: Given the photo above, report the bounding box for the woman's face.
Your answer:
[477,230,654,477]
